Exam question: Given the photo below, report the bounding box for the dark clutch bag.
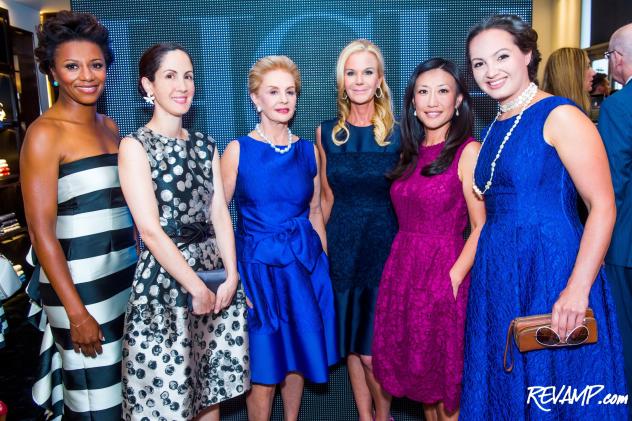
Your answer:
[187,269,227,309]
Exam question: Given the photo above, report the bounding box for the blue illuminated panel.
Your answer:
[70,2,532,420]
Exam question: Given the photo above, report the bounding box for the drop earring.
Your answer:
[455,106,459,117]
[256,105,262,113]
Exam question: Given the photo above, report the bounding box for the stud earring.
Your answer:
[52,80,59,87]
[143,93,155,105]
[413,110,417,116]
[256,105,262,113]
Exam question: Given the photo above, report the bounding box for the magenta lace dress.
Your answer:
[372,138,475,412]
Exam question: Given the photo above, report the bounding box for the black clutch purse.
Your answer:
[187,269,227,309]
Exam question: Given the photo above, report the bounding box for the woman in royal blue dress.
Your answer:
[221,55,338,421]
[460,14,628,419]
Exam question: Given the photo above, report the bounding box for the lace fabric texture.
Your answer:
[460,97,628,420]
[321,119,400,356]
[373,138,474,412]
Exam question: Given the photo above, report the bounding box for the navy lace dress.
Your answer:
[320,119,400,357]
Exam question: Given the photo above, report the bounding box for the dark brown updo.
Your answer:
[137,43,192,97]
[34,10,113,77]
[466,14,542,82]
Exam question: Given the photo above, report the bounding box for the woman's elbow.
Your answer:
[136,223,163,244]
[588,196,616,228]
[27,223,56,250]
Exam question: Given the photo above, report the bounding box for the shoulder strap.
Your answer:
[503,320,515,372]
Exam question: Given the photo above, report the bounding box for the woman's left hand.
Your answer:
[449,267,463,300]
[550,284,590,342]
[213,272,239,314]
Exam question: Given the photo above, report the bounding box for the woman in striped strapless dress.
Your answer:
[21,11,137,420]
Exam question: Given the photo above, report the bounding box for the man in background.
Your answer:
[599,22,632,397]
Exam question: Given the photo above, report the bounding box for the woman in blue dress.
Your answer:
[221,55,338,421]
[460,14,628,419]
[316,39,399,421]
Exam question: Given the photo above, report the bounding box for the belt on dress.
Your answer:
[164,221,214,249]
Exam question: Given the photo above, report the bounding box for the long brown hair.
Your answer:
[542,47,591,113]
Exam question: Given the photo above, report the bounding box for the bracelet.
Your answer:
[70,315,91,328]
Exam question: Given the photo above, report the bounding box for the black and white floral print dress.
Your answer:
[121,127,249,420]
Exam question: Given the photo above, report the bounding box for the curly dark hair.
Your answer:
[34,10,113,77]
[466,14,541,82]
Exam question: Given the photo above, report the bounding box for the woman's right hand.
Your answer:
[69,313,104,358]
[191,286,215,315]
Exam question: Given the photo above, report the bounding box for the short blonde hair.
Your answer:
[542,47,591,113]
[333,39,395,146]
[248,55,301,94]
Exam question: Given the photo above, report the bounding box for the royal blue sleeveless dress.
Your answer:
[234,136,339,385]
[460,97,628,419]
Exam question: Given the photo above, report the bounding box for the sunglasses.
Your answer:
[536,324,590,347]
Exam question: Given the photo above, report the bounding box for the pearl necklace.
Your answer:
[255,123,293,154]
[472,83,538,197]
[499,82,538,113]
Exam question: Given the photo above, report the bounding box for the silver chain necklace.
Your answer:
[473,82,538,197]
[255,123,293,154]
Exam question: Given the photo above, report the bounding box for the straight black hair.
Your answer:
[389,58,473,180]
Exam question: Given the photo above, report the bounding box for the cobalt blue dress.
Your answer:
[234,135,339,385]
[460,97,628,420]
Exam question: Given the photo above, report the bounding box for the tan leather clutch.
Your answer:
[503,308,597,372]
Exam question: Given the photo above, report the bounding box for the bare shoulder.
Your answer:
[458,140,480,168]
[544,103,596,147]
[463,140,481,156]
[23,116,63,159]
[545,103,591,134]
[223,139,241,157]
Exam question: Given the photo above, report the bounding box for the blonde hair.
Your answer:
[333,39,395,146]
[542,47,591,113]
[248,55,301,94]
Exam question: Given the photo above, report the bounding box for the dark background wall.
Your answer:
[68,1,531,420]
[591,0,632,45]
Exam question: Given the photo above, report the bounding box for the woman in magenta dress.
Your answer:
[372,58,485,421]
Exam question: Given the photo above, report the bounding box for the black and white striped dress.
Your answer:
[27,153,137,420]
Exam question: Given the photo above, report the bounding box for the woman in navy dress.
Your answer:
[460,14,628,419]
[316,39,398,421]
[221,55,338,421]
